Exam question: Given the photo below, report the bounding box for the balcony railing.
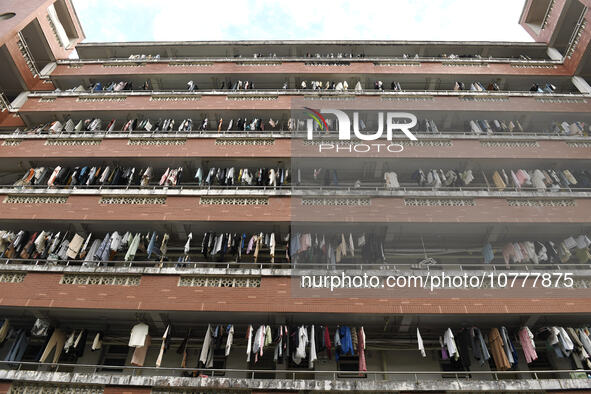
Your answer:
[0,93,12,112]
[1,257,590,276]
[26,89,587,98]
[1,183,591,198]
[2,128,589,140]
[55,56,561,66]
[0,360,589,389]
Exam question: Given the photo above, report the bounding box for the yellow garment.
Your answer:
[492,171,506,190]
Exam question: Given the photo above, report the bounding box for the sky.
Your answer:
[72,0,533,42]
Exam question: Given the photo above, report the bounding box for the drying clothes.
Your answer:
[83,239,100,263]
[109,232,122,252]
[252,325,266,361]
[264,325,272,347]
[455,329,472,371]
[39,329,66,363]
[309,325,317,368]
[563,236,578,250]
[500,327,516,366]
[482,243,494,264]
[63,329,87,360]
[336,326,354,360]
[557,327,574,357]
[129,323,149,347]
[33,231,48,254]
[124,233,141,261]
[384,171,400,189]
[31,319,51,337]
[226,325,234,357]
[470,327,490,366]
[575,235,591,249]
[246,325,253,362]
[4,329,29,362]
[156,325,170,368]
[566,327,589,367]
[323,326,332,359]
[444,328,459,360]
[184,233,192,255]
[91,332,103,351]
[199,324,214,368]
[63,331,76,353]
[518,327,538,364]
[578,328,591,358]
[417,328,426,357]
[160,233,170,256]
[292,326,308,365]
[269,233,276,263]
[488,328,511,371]
[131,335,151,367]
[358,327,367,372]
[79,233,91,258]
[66,234,84,259]
[492,171,506,190]
[94,233,111,262]
[440,337,448,360]
[0,319,9,344]
[146,232,158,259]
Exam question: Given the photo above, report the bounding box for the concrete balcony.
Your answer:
[0,363,590,392]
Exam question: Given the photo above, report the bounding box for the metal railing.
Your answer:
[1,128,589,140]
[565,6,588,59]
[1,183,591,197]
[1,257,590,274]
[55,56,561,66]
[16,32,40,77]
[540,0,557,30]
[0,93,11,112]
[0,360,588,383]
[26,89,587,98]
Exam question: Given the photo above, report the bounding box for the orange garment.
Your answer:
[489,328,511,371]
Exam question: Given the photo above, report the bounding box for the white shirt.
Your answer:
[309,325,317,368]
[199,324,212,365]
[293,326,308,365]
[110,231,121,251]
[417,328,426,357]
[226,325,234,356]
[269,233,276,258]
[444,328,458,359]
[184,233,192,255]
[128,323,149,347]
[384,172,399,188]
[246,325,253,362]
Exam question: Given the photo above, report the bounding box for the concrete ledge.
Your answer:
[0,369,590,391]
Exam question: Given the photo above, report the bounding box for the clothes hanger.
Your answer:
[417,236,437,267]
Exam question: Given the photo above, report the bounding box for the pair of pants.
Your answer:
[131,335,151,366]
[39,329,66,363]
[5,330,29,362]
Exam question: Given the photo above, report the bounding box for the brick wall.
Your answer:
[0,272,589,315]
